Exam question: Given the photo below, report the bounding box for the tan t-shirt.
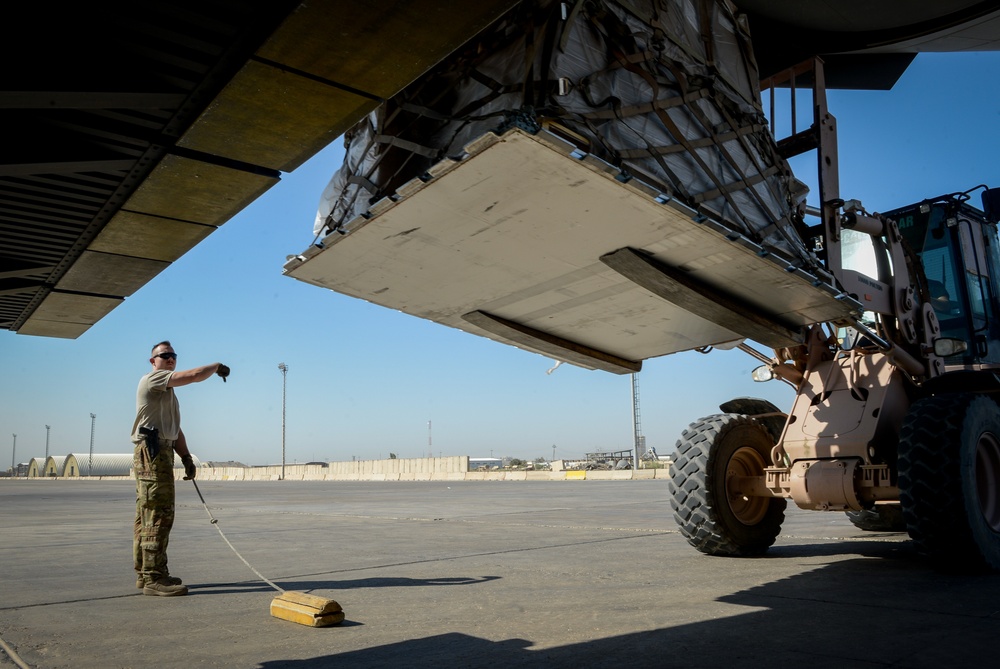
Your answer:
[132,370,181,442]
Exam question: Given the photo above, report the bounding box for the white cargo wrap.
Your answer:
[288,0,856,372]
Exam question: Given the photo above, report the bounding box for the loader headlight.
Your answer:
[751,365,775,382]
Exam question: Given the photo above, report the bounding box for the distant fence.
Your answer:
[3,455,671,482]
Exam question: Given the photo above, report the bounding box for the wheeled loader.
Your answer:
[668,60,1000,572]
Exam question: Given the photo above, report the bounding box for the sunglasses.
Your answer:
[154,352,177,360]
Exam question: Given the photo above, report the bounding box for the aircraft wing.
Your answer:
[3,0,997,338]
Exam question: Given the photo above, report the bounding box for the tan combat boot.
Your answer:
[143,578,189,596]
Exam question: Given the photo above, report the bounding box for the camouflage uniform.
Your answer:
[133,437,177,582]
[132,368,181,585]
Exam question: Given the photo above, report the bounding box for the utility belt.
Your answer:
[138,426,175,460]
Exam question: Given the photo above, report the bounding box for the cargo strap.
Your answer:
[373,134,438,159]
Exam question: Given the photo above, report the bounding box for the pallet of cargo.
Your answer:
[284,127,858,373]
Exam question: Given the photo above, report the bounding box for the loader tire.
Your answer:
[669,414,786,556]
[898,394,1000,572]
[845,504,906,532]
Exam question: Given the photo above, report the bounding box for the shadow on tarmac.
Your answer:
[190,575,501,597]
[256,541,1000,669]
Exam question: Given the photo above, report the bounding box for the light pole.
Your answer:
[278,363,287,481]
[89,413,96,476]
[45,424,50,459]
[10,433,16,474]
[631,373,642,470]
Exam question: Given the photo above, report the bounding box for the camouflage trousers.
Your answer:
[133,438,176,583]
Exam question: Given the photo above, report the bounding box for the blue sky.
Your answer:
[3,52,999,468]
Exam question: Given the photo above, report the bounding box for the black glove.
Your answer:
[182,455,197,480]
[217,364,230,382]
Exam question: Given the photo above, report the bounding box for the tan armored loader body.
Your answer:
[772,347,906,510]
[721,344,908,512]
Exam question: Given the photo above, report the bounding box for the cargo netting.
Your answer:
[313,0,814,266]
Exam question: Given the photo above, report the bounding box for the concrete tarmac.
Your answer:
[1,479,997,668]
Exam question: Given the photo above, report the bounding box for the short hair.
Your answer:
[151,340,172,354]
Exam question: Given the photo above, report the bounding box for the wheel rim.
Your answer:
[726,446,768,525]
[976,431,1000,531]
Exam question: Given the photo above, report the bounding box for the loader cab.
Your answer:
[886,190,1000,367]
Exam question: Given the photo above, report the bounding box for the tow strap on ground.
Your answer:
[190,479,345,627]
